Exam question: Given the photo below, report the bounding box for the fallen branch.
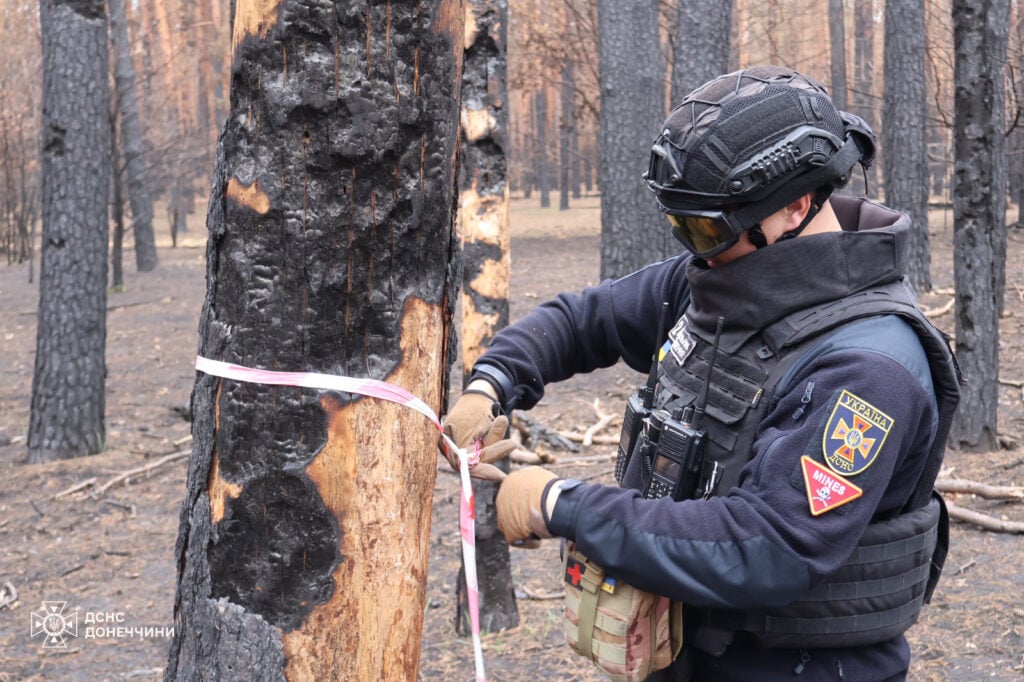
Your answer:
[552,453,617,467]
[922,298,954,318]
[510,449,544,465]
[946,501,1024,533]
[94,450,190,496]
[557,431,619,446]
[515,413,579,452]
[53,477,98,499]
[581,398,620,446]
[936,478,1024,500]
[508,423,555,465]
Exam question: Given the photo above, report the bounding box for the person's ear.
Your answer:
[784,193,814,230]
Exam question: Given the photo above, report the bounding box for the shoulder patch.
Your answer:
[801,456,863,516]
[822,389,893,476]
[668,315,696,365]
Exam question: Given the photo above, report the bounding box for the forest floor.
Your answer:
[0,195,1022,681]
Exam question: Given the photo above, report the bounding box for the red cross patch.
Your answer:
[565,557,585,587]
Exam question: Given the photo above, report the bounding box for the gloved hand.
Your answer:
[440,386,517,481]
[495,466,559,545]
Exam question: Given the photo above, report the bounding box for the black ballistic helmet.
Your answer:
[644,66,876,255]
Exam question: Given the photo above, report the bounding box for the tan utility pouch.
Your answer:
[562,542,683,682]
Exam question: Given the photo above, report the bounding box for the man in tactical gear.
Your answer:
[442,65,960,681]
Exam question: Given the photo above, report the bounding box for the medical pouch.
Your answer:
[562,543,683,682]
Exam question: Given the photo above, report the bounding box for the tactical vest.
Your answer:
[621,278,960,650]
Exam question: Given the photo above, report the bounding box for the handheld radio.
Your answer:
[642,316,725,501]
[615,302,671,484]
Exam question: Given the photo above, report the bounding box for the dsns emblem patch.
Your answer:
[822,390,893,476]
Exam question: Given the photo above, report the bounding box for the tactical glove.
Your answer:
[495,466,559,545]
[440,387,516,481]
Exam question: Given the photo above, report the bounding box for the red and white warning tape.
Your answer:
[195,356,487,682]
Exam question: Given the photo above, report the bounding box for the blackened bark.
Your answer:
[108,0,158,271]
[455,0,518,635]
[166,1,464,679]
[883,0,930,291]
[598,0,667,279]
[951,0,1009,451]
[828,0,848,111]
[671,0,732,106]
[111,112,124,290]
[535,87,551,208]
[559,60,575,211]
[29,0,110,463]
[852,0,878,197]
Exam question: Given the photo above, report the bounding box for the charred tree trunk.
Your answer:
[951,0,1009,451]
[883,0,930,291]
[852,0,878,198]
[598,0,667,279]
[111,111,125,290]
[828,0,848,111]
[455,0,518,635]
[108,0,157,272]
[559,60,575,211]
[671,0,732,106]
[165,2,465,679]
[29,0,110,463]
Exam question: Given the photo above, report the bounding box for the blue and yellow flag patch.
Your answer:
[822,390,893,476]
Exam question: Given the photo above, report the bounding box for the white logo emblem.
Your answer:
[30,601,78,648]
[668,316,696,365]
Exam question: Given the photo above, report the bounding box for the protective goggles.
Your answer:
[664,208,750,258]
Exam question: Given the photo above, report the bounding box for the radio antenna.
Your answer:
[690,316,724,430]
[642,302,671,409]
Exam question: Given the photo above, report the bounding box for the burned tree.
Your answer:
[29,0,110,463]
[598,0,667,278]
[883,0,930,292]
[108,0,158,272]
[455,0,518,635]
[166,1,465,679]
[950,0,1010,451]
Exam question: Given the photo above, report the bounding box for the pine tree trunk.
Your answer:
[883,0,930,292]
[852,0,878,197]
[165,1,465,679]
[598,0,667,279]
[29,0,110,463]
[559,61,574,211]
[828,0,848,111]
[111,112,125,290]
[671,0,732,106]
[455,0,518,635]
[535,87,551,208]
[951,0,1009,451]
[108,0,158,272]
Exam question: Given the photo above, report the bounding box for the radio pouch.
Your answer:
[562,542,683,682]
